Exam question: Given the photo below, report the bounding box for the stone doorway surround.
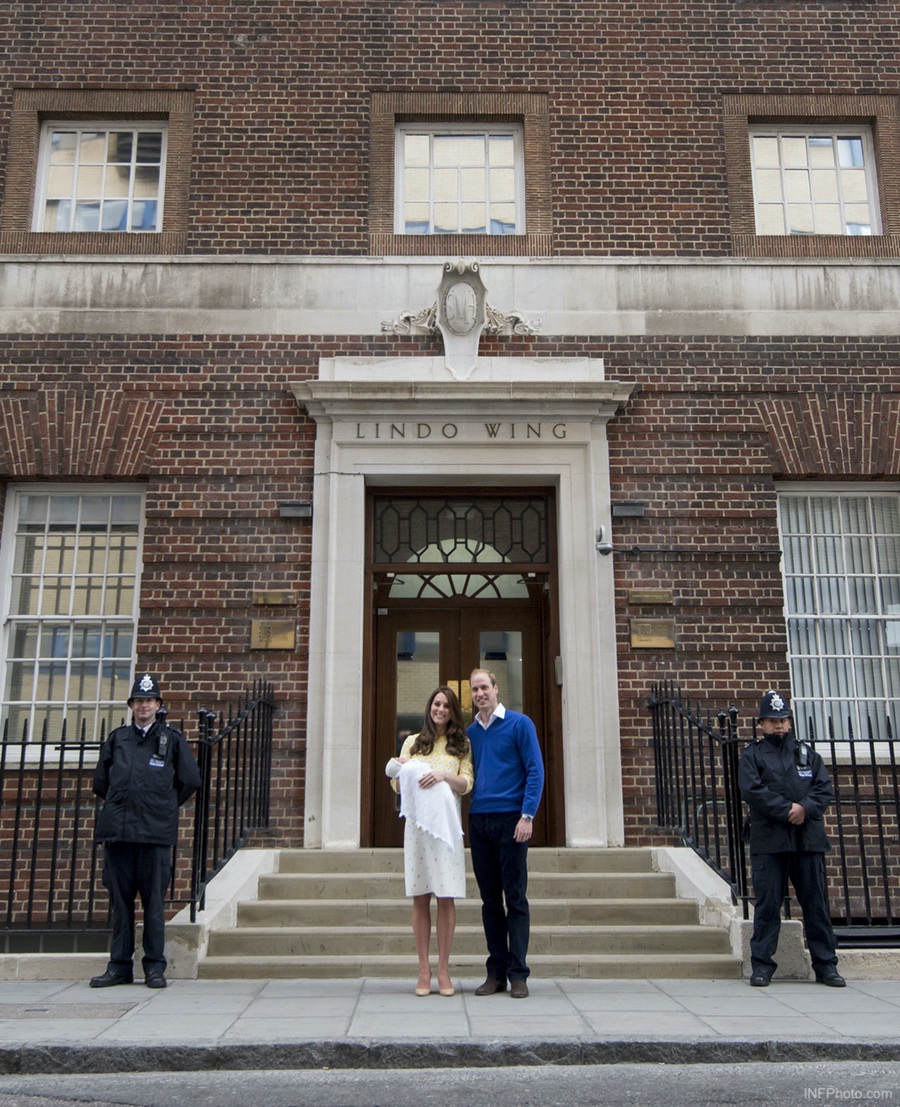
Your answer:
[293,355,635,850]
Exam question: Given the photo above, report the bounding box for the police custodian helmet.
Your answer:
[127,673,162,703]
[758,690,791,720]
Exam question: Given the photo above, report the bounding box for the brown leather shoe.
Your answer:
[510,978,529,999]
[474,976,507,996]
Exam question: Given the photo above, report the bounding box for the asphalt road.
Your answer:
[1,1061,899,1107]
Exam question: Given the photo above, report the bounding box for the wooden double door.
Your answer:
[370,593,560,847]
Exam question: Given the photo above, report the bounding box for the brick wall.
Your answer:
[2,333,898,844]
[1,0,899,850]
[1,2,898,256]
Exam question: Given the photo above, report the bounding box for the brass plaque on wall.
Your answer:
[628,589,674,605]
[251,619,296,650]
[253,590,296,606]
[630,618,676,649]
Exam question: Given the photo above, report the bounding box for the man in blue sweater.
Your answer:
[467,668,544,999]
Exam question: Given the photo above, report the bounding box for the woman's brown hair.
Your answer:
[411,685,470,759]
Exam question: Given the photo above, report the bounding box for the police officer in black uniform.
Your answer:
[738,690,845,988]
[89,674,201,989]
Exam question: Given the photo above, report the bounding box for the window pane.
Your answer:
[787,204,814,234]
[433,167,458,203]
[433,202,458,234]
[755,169,783,203]
[102,200,128,231]
[460,203,486,234]
[848,577,877,615]
[49,132,78,163]
[46,166,74,200]
[133,166,160,200]
[488,134,515,166]
[752,135,780,168]
[75,166,103,198]
[104,166,131,198]
[782,137,809,167]
[404,167,430,202]
[73,202,101,231]
[460,167,485,201]
[808,137,835,168]
[811,170,839,203]
[784,171,811,204]
[404,134,430,166]
[757,206,786,235]
[838,137,865,167]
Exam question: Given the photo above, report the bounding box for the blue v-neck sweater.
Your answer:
[467,709,545,817]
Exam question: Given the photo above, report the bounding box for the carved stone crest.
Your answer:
[381,260,541,379]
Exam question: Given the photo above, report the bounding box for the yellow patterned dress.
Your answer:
[390,733,474,898]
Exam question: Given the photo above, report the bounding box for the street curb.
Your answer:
[2,1038,900,1074]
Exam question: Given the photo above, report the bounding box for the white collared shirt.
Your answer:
[475,702,507,730]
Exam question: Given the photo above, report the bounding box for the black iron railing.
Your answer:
[189,680,275,922]
[650,680,900,943]
[0,681,274,940]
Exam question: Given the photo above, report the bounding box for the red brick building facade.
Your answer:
[1,1,898,851]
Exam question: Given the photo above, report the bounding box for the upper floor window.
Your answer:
[369,94,549,255]
[723,95,900,258]
[750,127,880,237]
[0,88,192,255]
[395,124,524,236]
[33,122,167,234]
[0,488,144,744]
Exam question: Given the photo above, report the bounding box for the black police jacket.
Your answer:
[738,733,833,855]
[93,720,202,846]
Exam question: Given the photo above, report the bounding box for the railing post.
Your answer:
[190,709,215,923]
[720,705,749,916]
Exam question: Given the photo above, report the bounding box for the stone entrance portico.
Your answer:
[294,355,635,850]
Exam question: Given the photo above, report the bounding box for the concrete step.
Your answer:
[199,952,742,980]
[256,871,677,901]
[235,896,702,929]
[207,924,732,958]
[274,848,654,875]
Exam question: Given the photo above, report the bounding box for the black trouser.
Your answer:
[469,811,531,981]
[750,850,838,976]
[102,842,171,977]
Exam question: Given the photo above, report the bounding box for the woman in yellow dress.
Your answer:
[387,686,474,997]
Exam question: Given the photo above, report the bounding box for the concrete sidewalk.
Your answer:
[1,976,900,1073]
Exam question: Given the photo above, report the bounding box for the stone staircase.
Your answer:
[198,848,741,979]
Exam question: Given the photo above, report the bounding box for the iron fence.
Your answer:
[189,680,275,922]
[649,680,900,945]
[0,681,275,942]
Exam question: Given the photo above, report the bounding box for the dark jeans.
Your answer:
[469,811,531,981]
[750,850,838,975]
[102,842,171,977]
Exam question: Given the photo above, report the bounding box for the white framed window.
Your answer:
[0,487,145,744]
[32,121,167,233]
[778,487,900,744]
[750,126,881,237]
[394,123,525,235]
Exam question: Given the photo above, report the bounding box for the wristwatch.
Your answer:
[520,814,533,822]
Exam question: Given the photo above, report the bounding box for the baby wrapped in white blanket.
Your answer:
[385,758,463,847]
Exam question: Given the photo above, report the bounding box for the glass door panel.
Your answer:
[394,630,440,757]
